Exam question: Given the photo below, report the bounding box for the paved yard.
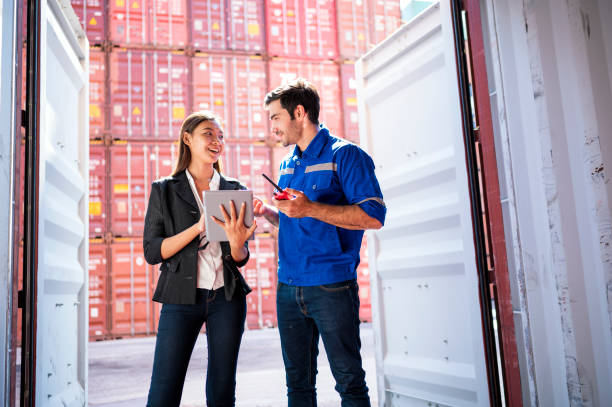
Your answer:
[87,323,379,406]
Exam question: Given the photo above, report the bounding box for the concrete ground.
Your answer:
[88,323,378,407]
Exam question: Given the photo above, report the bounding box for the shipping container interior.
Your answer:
[14,0,404,344]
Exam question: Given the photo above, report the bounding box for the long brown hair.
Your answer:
[172,111,223,176]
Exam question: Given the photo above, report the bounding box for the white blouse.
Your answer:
[185,169,225,290]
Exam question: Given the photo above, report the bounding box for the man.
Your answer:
[254,78,386,407]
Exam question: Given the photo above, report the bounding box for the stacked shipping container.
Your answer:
[13,0,401,341]
[190,0,266,52]
[71,0,107,45]
[268,59,344,139]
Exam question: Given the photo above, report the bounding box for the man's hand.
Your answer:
[270,188,383,230]
[272,188,313,218]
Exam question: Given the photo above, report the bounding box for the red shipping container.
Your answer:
[89,143,107,237]
[227,0,265,52]
[223,143,272,232]
[340,63,360,143]
[192,0,265,52]
[268,59,343,139]
[89,50,106,138]
[337,0,369,59]
[191,0,226,51]
[370,0,402,46]
[149,142,179,180]
[110,238,154,336]
[244,237,277,329]
[357,238,371,322]
[357,259,369,287]
[21,1,27,49]
[150,0,188,48]
[303,0,337,59]
[359,300,372,322]
[357,238,369,285]
[17,140,25,242]
[269,145,293,188]
[109,142,178,236]
[110,50,190,140]
[109,50,149,138]
[266,0,302,58]
[110,0,187,47]
[16,245,23,344]
[258,286,277,328]
[192,54,231,123]
[266,0,337,59]
[109,0,148,46]
[150,51,190,139]
[228,56,267,140]
[89,243,109,339]
[17,50,24,241]
[71,0,106,44]
[223,143,272,198]
[110,143,149,236]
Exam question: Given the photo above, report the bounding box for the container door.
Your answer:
[36,0,89,404]
[1,0,20,403]
[356,2,490,406]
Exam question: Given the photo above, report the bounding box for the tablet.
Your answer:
[202,190,255,242]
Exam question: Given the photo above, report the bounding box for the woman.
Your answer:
[143,111,257,407]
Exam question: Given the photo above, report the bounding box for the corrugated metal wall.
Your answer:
[16,0,403,341]
[480,0,612,404]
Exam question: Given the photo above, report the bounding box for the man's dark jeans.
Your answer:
[147,287,246,407]
[276,280,371,407]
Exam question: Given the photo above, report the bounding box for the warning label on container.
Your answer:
[90,201,102,216]
[90,104,101,118]
[172,106,185,119]
[114,184,129,194]
[248,23,260,36]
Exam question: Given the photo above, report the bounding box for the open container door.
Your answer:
[356,2,491,405]
[24,0,90,404]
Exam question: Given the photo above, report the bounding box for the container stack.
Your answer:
[22,0,402,341]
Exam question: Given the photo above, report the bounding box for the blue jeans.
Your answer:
[276,280,371,407]
[147,288,246,407]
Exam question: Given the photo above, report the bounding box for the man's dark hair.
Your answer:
[265,78,320,124]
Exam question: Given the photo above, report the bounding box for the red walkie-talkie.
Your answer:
[262,174,291,200]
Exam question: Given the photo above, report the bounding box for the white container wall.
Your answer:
[35,0,90,404]
[479,0,612,405]
[356,3,490,405]
[0,0,20,403]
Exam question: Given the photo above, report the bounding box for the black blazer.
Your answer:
[143,170,252,304]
